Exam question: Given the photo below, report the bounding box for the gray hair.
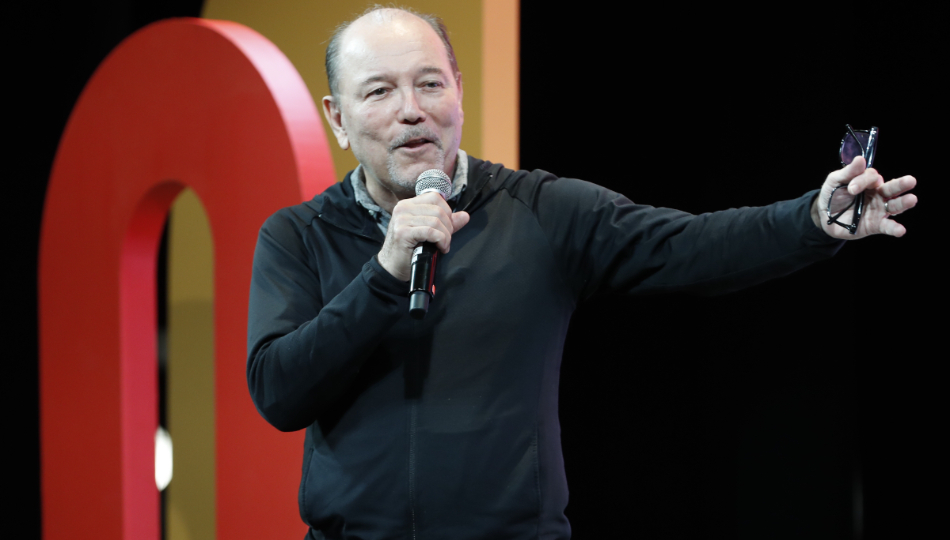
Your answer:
[325,5,460,100]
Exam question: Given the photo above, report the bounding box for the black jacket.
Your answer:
[247,156,842,539]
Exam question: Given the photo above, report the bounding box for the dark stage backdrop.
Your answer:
[10,1,941,539]
[520,2,942,539]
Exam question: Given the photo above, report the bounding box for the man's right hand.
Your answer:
[377,192,471,281]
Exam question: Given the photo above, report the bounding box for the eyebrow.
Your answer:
[356,67,447,89]
[357,75,388,89]
[418,66,446,77]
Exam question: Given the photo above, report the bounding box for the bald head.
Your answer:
[325,7,459,100]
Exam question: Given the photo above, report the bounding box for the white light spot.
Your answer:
[155,426,173,491]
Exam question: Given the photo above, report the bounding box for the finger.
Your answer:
[392,197,464,252]
[848,167,884,195]
[415,191,455,213]
[392,217,451,251]
[827,156,866,186]
[393,197,454,228]
[432,211,471,254]
[393,214,451,251]
[878,175,917,199]
[878,216,907,237]
[412,193,457,227]
[883,193,918,216]
[433,211,474,253]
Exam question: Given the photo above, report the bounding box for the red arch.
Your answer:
[39,18,334,540]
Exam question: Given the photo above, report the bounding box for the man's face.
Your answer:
[324,12,464,199]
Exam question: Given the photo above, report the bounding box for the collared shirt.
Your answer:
[350,149,469,235]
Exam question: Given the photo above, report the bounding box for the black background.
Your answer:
[9,1,942,538]
[521,3,942,539]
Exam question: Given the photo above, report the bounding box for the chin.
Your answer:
[389,162,442,190]
[383,170,419,195]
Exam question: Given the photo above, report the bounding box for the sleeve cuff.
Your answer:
[799,189,846,248]
[364,255,410,298]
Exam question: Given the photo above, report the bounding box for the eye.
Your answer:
[368,87,389,98]
[421,81,443,90]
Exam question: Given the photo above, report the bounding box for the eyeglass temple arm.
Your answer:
[865,127,878,168]
[853,125,876,235]
[846,124,879,168]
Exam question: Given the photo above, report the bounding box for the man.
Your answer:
[247,7,917,539]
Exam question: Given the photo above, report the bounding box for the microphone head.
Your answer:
[415,169,452,200]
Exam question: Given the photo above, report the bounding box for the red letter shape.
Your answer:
[39,18,334,540]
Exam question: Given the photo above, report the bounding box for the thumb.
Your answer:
[451,211,470,232]
[826,155,866,188]
[846,155,867,175]
[844,156,867,194]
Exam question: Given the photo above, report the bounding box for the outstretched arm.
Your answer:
[811,156,918,239]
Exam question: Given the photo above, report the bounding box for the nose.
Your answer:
[396,89,426,125]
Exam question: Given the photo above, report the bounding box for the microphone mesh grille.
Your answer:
[415,169,452,199]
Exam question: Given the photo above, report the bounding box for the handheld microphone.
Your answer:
[409,169,453,319]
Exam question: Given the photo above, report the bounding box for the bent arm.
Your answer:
[246,212,405,432]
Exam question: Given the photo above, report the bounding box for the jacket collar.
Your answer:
[309,155,514,241]
[305,171,385,242]
[457,155,514,213]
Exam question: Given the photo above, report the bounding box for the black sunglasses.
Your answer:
[826,125,879,234]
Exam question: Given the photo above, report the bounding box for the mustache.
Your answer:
[389,127,443,152]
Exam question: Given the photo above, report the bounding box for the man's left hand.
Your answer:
[810,156,918,239]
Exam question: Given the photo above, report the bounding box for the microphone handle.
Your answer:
[408,242,438,319]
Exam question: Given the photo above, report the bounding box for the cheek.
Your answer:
[355,109,390,142]
[448,106,464,135]
[431,100,463,129]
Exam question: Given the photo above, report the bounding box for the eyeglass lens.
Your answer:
[840,130,870,165]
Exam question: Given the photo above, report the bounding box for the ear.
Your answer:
[322,95,349,150]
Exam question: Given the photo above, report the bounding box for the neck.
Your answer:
[364,174,404,215]
[364,155,458,214]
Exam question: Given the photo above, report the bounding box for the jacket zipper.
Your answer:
[318,172,494,539]
[408,399,419,539]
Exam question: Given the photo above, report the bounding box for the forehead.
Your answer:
[337,13,452,87]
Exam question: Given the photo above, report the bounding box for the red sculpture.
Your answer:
[39,18,334,539]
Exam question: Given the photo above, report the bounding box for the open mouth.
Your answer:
[398,137,433,149]
[391,129,442,153]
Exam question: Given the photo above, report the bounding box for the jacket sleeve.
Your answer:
[246,209,406,432]
[531,175,843,300]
